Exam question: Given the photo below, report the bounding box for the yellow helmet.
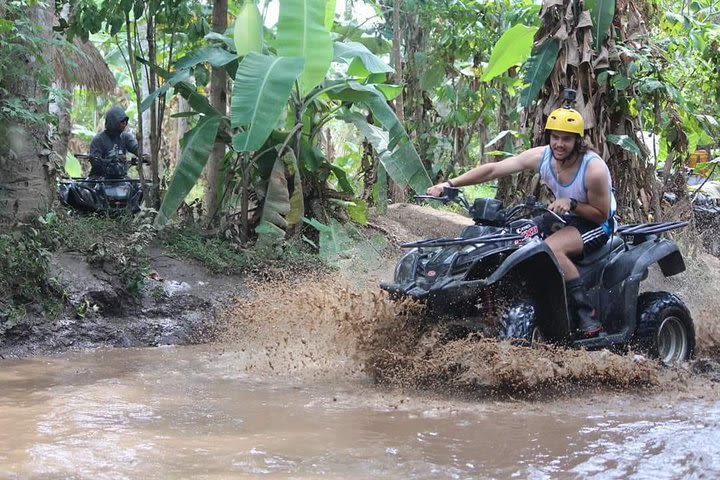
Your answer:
[545,107,584,135]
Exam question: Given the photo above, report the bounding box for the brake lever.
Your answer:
[543,207,567,224]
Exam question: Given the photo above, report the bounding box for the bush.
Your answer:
[0,233,65,320]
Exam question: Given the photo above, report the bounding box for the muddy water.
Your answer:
[1,345,719,479]
[3,261,720,479]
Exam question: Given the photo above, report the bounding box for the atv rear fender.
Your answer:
[483,240,572,340]
[602,238,685,289]
[600,238,685,339]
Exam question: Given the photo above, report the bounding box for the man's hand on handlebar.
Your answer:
[426,181,454,197]
[547,198,574,216]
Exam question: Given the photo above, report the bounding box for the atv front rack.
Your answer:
[402,232,524,249]
[616,220,689,237]
[59,178,143,184]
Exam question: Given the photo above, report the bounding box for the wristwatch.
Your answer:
[569,198,578,211]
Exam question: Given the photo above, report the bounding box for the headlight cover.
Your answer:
[394,248,420,284]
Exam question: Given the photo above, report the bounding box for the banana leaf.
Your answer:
[275,0,333,95]
[156,115,221,225]
[586,0,615,52]
[284,149,305,228]
[141,69,191,113]
[173,46,237,71]
[230,52,305,152]
[325,0,337,30]
[520,38,560,108]
[64,152,82,178]
[260,154,292,231]
[341,111,431,194]
[334,41,394,74]
[482,24,538,82]
[234,1,263,56]
[607,134,643,158]
[301,217,353,259]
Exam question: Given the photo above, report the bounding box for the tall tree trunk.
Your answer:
[0,4,54,228]
[50,80,74,162]
[204,0,228,224]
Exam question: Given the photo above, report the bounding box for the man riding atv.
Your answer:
[88,106,139,177]
[427,90,613,338]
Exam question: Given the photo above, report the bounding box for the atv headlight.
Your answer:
[394,248,420,284]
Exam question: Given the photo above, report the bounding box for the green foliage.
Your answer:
[302,216,350,258]
[0,0,55,128]
[230,53,305,150]
[586,0,616,52]
[234,0,263,56]
[144,0,431,243]
[0,231,65,321]
[157,115,221,225]
[275,0,333,95]
[64,152,83,178]
[482,24,538,82]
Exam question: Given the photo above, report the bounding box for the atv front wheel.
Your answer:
[634,292,695,365]
[497,297,539,345]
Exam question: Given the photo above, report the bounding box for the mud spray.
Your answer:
[214,251,720,398]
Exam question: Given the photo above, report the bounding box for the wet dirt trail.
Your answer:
[2,266,720,479]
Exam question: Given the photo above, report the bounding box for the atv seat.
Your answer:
[574,235,623,266]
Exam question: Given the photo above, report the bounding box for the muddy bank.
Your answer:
[0,249,246,358]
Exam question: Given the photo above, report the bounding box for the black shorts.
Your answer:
[535,214,612,256]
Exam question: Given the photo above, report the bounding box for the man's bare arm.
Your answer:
[427,146,544,196]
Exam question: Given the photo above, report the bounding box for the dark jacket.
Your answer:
[89,106,139,160]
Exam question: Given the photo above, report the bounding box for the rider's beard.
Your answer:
[552,141,578,164]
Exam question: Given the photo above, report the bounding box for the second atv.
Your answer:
[58,153,146,215]
[381,187,695,366]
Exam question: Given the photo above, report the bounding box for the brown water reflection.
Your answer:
[0,346,718,479]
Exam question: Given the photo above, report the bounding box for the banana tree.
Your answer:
[145,0,431,245]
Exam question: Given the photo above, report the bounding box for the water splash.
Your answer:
[217,274,669,396]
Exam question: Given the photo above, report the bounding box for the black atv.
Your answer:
[381,187,695,365]
[58,153,146,214]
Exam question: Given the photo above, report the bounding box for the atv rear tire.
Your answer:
[634,292,695,365]
[497,297,540,345]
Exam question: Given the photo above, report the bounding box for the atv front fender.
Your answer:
[482,240,572,340]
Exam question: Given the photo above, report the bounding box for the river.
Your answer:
[3,257,720,479]
[1,345,719,479]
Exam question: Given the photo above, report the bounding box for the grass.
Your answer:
[159,227,250,274]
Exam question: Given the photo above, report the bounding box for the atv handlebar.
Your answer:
[72,153,150,165]
[414,186,471,210]
[416,187,566,225]
[505,196,567,225]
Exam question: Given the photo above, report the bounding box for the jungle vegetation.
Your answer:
[1,0,719,259]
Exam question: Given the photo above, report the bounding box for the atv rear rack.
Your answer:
[402,232,524,249]
[616,220,689,237]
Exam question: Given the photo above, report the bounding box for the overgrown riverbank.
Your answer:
[0,211,323,357]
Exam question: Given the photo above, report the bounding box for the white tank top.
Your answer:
[538,146,617,234]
